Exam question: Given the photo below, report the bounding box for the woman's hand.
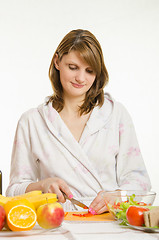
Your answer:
[89,191,108,215]
[26,177,73,203]
[41,177,73,203]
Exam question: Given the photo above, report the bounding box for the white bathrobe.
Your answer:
[6,93,151,210]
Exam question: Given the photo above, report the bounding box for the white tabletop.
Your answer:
[1,221,159,240]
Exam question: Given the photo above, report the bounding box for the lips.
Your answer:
[71,82,84,88]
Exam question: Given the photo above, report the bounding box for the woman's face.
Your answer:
[54,50,96,100]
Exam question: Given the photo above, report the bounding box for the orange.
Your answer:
[4,198,37,231]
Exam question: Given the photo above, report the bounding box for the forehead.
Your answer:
[61,51,91,67]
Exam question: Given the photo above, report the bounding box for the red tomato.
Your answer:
[126,206,149,226]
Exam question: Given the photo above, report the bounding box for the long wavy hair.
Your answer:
[48,29,109,115]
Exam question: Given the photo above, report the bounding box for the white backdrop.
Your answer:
[0,0,159,203]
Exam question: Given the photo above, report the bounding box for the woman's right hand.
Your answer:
[26,177,73,203]
[40,177,73,203]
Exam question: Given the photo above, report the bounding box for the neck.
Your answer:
[62,94,85,117]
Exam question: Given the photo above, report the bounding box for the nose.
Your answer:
[75,70,85,83]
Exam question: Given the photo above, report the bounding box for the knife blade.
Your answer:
[62,192,88,209]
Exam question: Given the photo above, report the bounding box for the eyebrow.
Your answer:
[68,62,78,65]
[67,61,92,69]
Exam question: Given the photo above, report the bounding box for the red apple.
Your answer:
[37,202,64,229]
[0,205,6,230]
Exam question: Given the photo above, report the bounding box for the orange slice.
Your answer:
[4,198,37,231]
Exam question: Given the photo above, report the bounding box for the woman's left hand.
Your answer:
[88,191,108,215]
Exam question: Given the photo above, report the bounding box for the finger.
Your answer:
[89,201,107,215]
[89,194,101,210]
[89,201,104,214]
[58,181,73,199]
[96,205,108,215]
[92,197,108,214]
[47,178,73,202]
[57,190,66,203]
[48,184,66,203]
[89,192,106,214]
[60,187,73,199]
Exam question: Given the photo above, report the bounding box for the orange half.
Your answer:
[4,199,37,231]
[7,204,37,231]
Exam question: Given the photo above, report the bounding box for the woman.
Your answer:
[6,29,151,215]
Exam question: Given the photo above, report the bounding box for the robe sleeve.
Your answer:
[6,115,39,196]
[116,104,151,191]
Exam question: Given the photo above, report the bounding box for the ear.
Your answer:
[54,53,60,70]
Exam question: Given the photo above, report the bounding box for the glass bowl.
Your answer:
[102,190,156,219]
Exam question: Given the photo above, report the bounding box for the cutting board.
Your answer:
[64,211,115,222]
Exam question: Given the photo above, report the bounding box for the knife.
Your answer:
[62,192,88,210]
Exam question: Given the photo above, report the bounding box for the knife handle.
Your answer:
[61,191,68,199]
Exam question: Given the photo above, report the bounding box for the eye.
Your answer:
[69,64,77,70]
[86,69,94,74]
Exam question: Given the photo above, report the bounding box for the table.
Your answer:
[1,221,159,240]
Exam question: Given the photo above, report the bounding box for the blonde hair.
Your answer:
[48,29,109,115]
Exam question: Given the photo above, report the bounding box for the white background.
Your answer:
[0,0,159,203]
